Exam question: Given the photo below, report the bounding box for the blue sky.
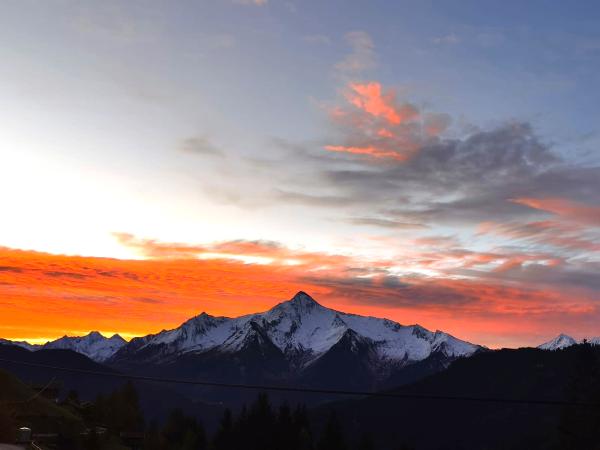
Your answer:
[0,1,599,346]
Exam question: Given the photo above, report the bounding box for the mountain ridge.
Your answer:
[109,291,482,369]
[1,291,483,372]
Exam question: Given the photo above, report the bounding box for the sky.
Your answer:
[0,0,599,348]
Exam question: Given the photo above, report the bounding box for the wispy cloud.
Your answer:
[179,136,225,157]
[432,33,460,45]
[303,34,331,45]
[234,0,268,6]
[2,233,597,348]
[335,31,376,76]
[324,81,450,162]
[511,197,600,225]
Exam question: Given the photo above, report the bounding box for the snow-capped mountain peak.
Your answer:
[111,291,482,368]
[0,338,41,352]
[289,290,320,308]
[538,333,577,350]
[43,331,126,362]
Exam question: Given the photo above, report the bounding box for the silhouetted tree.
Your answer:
[558,342,600,449]
[293,404,313,450]
[82,428,102,450]
[213,409,234,450]
[162,408,206,450]
[356,432,376,450]
[274,403,298,450]
[66,389,80,404]
[90,382,144,436]
[317,411,346,450]
[144,420,165,450]
[0,406,15,443]
[246,393,276,450]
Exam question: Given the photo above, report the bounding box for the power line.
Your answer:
[24,376,57,403]
[0,357,598,408]
[3,375,57,405]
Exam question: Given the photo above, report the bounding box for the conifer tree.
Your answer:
[558,342,600,449]
[213,409,234,450]
[317,411,347,450]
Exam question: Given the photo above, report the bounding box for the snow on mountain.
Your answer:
[43,331,126,362]
[538,334,577,350]
[537,334,600,350]
[117,291,481,366]
[0,338,41,351]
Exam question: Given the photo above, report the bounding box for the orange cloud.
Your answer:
[324,145,409,161]
[325,81,450,163]
[512,197,600,225]
[478,219,600,252]
[377,128,394,138]
[1,238,598,349]
[346,82,418,125]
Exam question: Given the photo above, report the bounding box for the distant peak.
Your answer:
[551,333,576,343]
[538,333,577,350]
[84,331,106,341]
[290,291,319,306]
[186,311,213,323]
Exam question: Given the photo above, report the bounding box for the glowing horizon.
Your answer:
[0,2,598,351]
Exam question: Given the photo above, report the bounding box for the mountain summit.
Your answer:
[43,331,126,362]
[0,292,484,390]
[538,333,577,350]
[289,290,320,307]
[107,292,482,391]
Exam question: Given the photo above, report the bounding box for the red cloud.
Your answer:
[324,145,409,161]
[478,220,600,252]
[1,236,598,348]
[346,82,418,125]
[512,197,600,225]
[325,81,450,163]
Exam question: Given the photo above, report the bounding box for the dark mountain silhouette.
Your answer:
[313,344,600,450]
[0,343,223,429]
[106,292,482,406]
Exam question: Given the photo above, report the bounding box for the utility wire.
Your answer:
[0,357,598,408]
[2,375,57,405]
[23,375,57,403]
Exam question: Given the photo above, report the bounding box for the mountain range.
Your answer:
[0,292,484,398]
[5,292,598,397]
[1,331,126,362]
[316,344,600,450]
[537,333,600,350]
[102,292,484,397]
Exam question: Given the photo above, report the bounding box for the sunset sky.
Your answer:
[1,1,599,348]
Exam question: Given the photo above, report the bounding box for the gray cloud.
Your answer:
[180,136,224,157]
[335,31,376,76]
[275,189,362,208]
[346,217,428,230]
[319,122,599,225]
[302,274,479,310]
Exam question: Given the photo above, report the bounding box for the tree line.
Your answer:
[83,387,408,450]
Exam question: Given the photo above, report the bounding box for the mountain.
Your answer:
[0,338,40,351]
[538,333,578,350]
[112,291,479,365]
[108,291,482,401]
[315,344,600,450]
[0,367,83,436]
[0,343,224,428]
[537,334,600,351]
[0,331,126,362]
[42,331,126,362]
